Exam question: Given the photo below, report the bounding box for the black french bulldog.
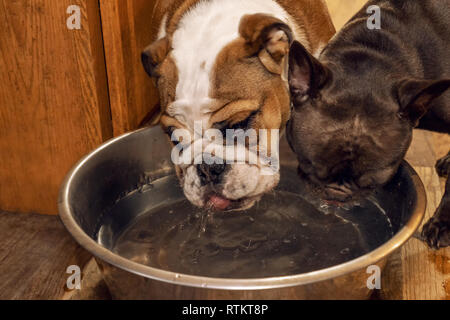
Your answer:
[286,0,450,249]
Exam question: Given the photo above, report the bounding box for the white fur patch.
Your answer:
[181,162,280,209]
[183,165,208,207]
[170,0,303,130]
[222,165,279,200]
[157,14,168,39]
[313,42,327,58]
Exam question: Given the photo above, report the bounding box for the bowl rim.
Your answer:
[58,127,426,291]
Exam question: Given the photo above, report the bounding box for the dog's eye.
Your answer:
[212,121,227,132]
[291,92,309,106]
[230,110,258,130]
[212,111,259,135]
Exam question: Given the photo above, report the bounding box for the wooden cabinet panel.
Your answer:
[0,0,112,214]
[100,0,160,136]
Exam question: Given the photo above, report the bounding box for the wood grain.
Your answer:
[400,167,449,300]
[406,130,438,168]
[381,167,450,300]
[0,0,112,214]
[63,258,111,300]
[99,0,160,136]
[0,211,92,299]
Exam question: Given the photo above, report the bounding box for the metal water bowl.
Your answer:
[59,126,425,300]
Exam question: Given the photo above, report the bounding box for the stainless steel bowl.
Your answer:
[58,126,426,300]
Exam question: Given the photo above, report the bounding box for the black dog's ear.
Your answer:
[397,78,450,127]
[141,37,170,78]
[288,41,330,103]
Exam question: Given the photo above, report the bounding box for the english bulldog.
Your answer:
[286,0,450,248]
[141,0,335,211]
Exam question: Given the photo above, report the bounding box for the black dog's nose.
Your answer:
[197,162,227,184]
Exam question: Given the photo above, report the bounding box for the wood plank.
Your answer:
[0,211,92,299]
[381,167,450,300]
[63,258,111,300]
[430,132,450,191]
[401,167,449,300]
[431,133,450,160]
[406,130,438,168]
[0,0,112,215]
[99,0,160,136]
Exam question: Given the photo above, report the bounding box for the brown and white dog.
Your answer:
[142,0,335,211]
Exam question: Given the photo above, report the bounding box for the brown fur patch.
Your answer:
[209,100,261,126]
[276,0,336,54]
[239,14,293,76]
[211,37,291,131]
[151,0,335,48]
[142,37,171,78]
[149,0,201,41]
[156,55,178,115]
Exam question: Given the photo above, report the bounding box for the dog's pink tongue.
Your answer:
[208,195,231,211]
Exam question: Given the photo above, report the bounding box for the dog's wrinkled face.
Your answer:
[287,41,450,202]
[142,14,293,211]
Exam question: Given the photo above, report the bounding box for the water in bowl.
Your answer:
[109,185,393,279]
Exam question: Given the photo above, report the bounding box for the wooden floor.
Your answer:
[386,132,450,300]
[0,212,92,299]
[0,0,448,301]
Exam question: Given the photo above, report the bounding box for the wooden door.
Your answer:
[0,0,161,215]
[99,0,160,136]
[0,0,112,214]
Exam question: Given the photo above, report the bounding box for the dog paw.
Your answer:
[435,153,450,178]
[421,216,450,249]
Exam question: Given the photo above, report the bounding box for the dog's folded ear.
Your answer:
[288,41,330,103]
[141,37,170,78]
[239,13,293,75]
[396,78,450,127]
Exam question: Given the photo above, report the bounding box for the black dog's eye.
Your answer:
[291,92,309,106]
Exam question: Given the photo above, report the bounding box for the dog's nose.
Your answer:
[196,162,227,184]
